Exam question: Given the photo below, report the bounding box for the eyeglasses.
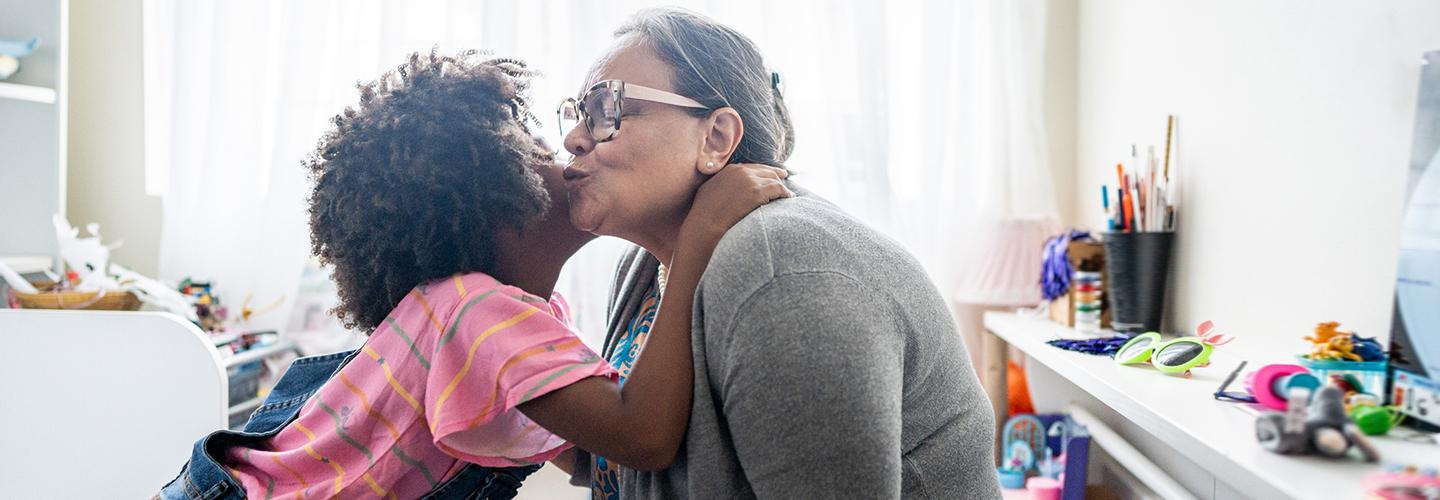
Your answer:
[1114,320,1233,377]
[557,80,710,143]
[1214,361,1259,403]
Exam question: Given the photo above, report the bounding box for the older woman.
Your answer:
[559,8,1001,499]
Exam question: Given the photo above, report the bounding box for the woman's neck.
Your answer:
[618,203,690,269]
[629,222,683,270]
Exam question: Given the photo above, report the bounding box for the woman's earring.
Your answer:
[706,161,715,169]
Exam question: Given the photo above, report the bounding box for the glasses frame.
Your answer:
[1114,331,1215,376]
[1214,360,1259,403]
[557,80,710,143]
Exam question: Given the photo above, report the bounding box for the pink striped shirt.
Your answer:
[221,273,616,498]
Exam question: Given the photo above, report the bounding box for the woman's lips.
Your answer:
[563,167,591,191]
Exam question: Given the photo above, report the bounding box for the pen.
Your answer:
[1102,185,1112,230]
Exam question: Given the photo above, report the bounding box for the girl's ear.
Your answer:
[696,108,744,175]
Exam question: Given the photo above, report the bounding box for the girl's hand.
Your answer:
[681,163,793,240]
[518,164,787,472]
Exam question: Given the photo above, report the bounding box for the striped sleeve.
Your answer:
[425,286,616,464]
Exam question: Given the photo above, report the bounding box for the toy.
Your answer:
[1352,335,1387,362]
[1036,447,1065,479]
[53,215,120,292]
[1247,364,1321,411]
[1364,465,1440,500]
[1002,415,1046,461]
[1114,320,1232,377]
[0,37,39,81]
[998,441,1035,488]
[236,293,285,325]
[179,278,228,332]
[1306,321,1350,345]
[1314,335,1364,362]
[1304,321,1386,362]
[1350,404,1405,436]
[1255,385,1380,462]
[1025,477,1062,500]
[997,415,1046,489]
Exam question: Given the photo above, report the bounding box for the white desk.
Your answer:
[983,311,1440,500]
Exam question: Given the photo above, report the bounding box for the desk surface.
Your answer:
[984,311,1440,500]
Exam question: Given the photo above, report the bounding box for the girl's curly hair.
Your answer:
[305,48,553,332]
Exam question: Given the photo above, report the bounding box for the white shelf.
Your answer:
[0,255,54,274]
[0,81,57,104]
[984,312,1440,500]
[223,339,295,368]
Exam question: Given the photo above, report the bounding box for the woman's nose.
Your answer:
[562,122,594,157]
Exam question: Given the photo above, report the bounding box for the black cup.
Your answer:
[1102,232,1174,333]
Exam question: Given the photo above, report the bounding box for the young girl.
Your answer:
[157,49,790,499]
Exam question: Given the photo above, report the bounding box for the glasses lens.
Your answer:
[583,86,620,141]
[1155,341,1204,366]
[1117,336,1154,362]
[558,100,581,137]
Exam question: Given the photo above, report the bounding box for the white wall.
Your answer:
[67,0,161,276]
[1045,0,1079,226]
[1073,0,1440,356]
[0,0,64,261]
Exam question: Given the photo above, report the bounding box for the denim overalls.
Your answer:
[157,350,539,499]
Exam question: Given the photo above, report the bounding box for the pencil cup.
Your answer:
[1102,232,1173,333]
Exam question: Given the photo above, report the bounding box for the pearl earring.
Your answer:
[707,161,715,169]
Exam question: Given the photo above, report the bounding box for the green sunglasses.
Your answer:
[1114,320,1233,377]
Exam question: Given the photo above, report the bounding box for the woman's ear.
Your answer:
[697,108,744,175]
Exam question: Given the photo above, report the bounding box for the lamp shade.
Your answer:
[953,215,1060,306]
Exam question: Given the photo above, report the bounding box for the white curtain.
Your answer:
[143,0,1058,350]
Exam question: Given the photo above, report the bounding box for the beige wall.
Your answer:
[1044,0,1078,226]
[66,0,160,276]
[1072,0,1440,355]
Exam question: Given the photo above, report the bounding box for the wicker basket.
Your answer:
[14,289,142,311]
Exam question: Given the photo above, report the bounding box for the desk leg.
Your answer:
[982,327,1009,466]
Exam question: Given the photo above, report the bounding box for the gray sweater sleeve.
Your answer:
[715,271,905,499]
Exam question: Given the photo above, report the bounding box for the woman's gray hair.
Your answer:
[616,8,794,168]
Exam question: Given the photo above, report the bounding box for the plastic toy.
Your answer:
[1247,364,1321,411]
[1364,465,1440,500]
[1306,321,1350,345]
[1304,321,1386,362]
[1352,335,1387,362]
[1255,385,1380,462]
[997,415,1046,489]
[1025,477,1062,500]
[1350,404,1405,436]
[0,37,38,81]
[1315,334,1364,362]
[1001,415,1046,462]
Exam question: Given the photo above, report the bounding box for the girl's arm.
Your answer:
[518,164,791,471]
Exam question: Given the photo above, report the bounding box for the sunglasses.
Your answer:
[1214,361,1259,403]
[557,80,711,143]
[1114,320,1233,377]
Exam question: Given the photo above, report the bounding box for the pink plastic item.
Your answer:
[1250,364,1309,410]
[1026,477,1062,500]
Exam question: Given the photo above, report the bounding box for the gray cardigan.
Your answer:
[571,191,1001,499]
